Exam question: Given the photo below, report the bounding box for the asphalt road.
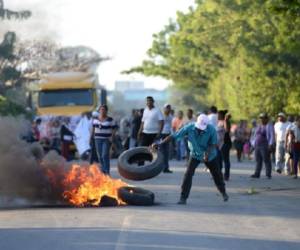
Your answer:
[0,157,300,250]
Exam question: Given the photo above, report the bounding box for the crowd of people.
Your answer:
[27,96,300,182]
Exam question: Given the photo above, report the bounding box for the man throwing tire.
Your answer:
[153,114,229,204]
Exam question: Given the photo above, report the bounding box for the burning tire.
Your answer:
[118,186,155,206]
[117,147,164,181]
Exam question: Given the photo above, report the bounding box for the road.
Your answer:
[0,157,300,250]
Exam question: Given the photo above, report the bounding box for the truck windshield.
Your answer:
[38,89,94,107]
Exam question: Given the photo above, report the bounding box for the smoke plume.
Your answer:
[0,117,65,205]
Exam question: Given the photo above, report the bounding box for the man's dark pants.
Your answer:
[181,157,226,200]
[221,143,231,179]
[254,145,272,177]
[141,133,157,146]
[139,133,157,166]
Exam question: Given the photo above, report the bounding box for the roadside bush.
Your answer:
[0,95,27,117]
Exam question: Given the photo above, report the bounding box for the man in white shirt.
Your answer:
[274,112,289,173]
[138,96,164,146]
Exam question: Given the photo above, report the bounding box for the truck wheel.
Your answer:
[117,147,164,181]
[117,186,155,206]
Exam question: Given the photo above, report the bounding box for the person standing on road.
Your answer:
[138,96,164,146]
[160,104,173,173]
[152,114,229,204]
[184,108,195,161]
[288,116,300,179]
[60,117,75,161]
[274,112,289,174]
[172,110,185,160]
[233,120,247,162]
[218,111,232,181]
[92,105,117,175]
[251,113,275,179]
[129,109,141,149]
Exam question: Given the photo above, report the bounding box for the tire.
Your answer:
[117,147,164,181]
[118,186,155,206]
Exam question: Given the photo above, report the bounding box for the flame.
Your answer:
[45,163,128,206]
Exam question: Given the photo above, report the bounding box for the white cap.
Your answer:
[92,111,99,117]
[164,103,171,108]
[195,114,209,130]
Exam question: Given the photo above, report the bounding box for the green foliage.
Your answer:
[125,0,300,119]
[0,1,31,114]
[0,95,27,116]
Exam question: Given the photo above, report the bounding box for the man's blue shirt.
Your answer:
[172,123,217,162]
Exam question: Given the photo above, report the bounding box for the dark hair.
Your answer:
[99,104,108,111]
[35,118,42,124]
[218,110,227,119]
[187,108,193,114]
[146,96,154,102]
[210,106,218,113]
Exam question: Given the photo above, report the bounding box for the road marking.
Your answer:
[115,215,132,250]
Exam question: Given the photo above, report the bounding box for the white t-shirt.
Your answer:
[162,114,173,134]
[274,121,289,142]
[208,113,218,130]
[142,107,164,134]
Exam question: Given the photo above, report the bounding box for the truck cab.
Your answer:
[37,71,106,116]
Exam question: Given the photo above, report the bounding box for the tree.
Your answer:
[0,0,31,20]
[125,0,300,119]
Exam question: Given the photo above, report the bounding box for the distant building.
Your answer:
[109,81,168,113]
[123,89,167,102]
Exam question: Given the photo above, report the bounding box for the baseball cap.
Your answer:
[259,113,268,119]
[92,111,99,117]
[195,114,209,130]
[164,103,171,109]
[277,112,285,117]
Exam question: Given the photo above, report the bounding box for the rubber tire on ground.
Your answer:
[117,147,164,181]
[118,186,155,206]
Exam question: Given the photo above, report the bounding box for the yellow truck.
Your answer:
[36,71,106,116]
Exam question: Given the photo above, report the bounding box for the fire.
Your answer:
[45,163,128,206]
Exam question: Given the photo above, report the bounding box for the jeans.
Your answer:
[254,145,272,177]
[181,157,226,199]
[184,137,190,161]
[176,139,186,160]
[292,145,300,176]
[275,141,285,171]
[129,138,137,149]
[95,138,111,174]
[89,138,99,164]
[160,134,170,171]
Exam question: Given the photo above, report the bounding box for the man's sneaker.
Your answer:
[222,193,229,202]
[266,175,272,179]
[177,198,187,205]
[250,174,260,178]
[163,169,173,173]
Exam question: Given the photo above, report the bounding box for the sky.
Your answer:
[3,0,194,90]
